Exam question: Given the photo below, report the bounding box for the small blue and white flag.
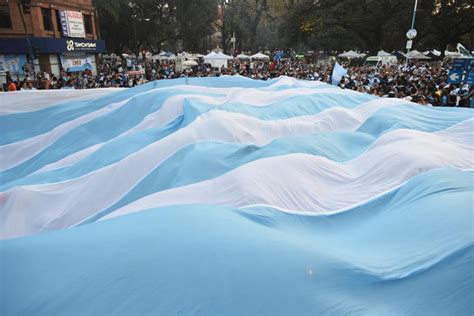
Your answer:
[332,62,347,85]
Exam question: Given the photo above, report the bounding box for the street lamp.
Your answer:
[406,0,418,64]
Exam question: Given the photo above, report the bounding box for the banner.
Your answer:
[58,10,85,38]
[0,55,27,74]
[126,70,145,76]
[60,54,93,72]
[58,11,69,37]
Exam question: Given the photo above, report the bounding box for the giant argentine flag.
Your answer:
[1,76,473,315]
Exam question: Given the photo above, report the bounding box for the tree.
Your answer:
[95,0,474,54]
[218,0,284,52]
[94,0,124,23]
[278,0,316,51]
[94,0,216,53]
[416,0,474,56]
[129,0,179,52]
[288,0,414,53]
[94,0,131,52]
[278,0,474,54]
[173,0,218,51]
[236,0,271,51]
[216,0,237,52]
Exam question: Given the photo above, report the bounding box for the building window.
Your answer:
[84,14,93,34]
[22,3,31,15]
[0,5,12,29]
[55,10,62,32]
[42,8,52,31]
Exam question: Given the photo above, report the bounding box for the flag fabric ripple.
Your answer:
[0,76,473,315]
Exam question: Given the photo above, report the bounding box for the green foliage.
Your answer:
[278,0,474,53]
[417,0,474,52]
[174,0,218,51]
[95,0,216,53]
[94,0,474,53]
[94,0,126,22]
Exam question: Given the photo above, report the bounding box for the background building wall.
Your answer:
[0,0,103,86]
[0,0,97,39]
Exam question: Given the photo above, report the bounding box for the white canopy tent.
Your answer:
[203,52,217,59]
[152,51,176,61]
[405,50,431,60]
[377,50,394,57]
[444,50,464,58]
[183,60,198,67]
[150,55,161,61]
[236,53,251,60]
[216,52,233,59]
[338,50,364,58]
[179,52,199,60]
[251,52,270,60]
[204,52,233,69]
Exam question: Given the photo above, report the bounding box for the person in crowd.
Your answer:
[22,58,35,78]
[20,81,36,91]
[6,71,13,84]
[6,79,17,92]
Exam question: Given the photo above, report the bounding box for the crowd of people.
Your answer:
[337,63,473,107]
[2,51,473,107]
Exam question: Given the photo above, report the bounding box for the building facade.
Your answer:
[0,0,105,84]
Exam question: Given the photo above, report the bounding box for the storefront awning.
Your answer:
[0,37,106,54]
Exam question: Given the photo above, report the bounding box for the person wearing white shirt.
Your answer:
[21,82,36,91]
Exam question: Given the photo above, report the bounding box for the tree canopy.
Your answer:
[94,0,474,53]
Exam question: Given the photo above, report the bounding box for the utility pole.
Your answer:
[405,0,418,65]
[232,32,236,52]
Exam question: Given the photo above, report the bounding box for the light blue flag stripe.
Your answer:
[1,168,472,315]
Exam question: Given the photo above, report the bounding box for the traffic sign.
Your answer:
[467,72,474,85]
[452,59,469,70]
[448,58,474,85]
[448,70,463,84]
